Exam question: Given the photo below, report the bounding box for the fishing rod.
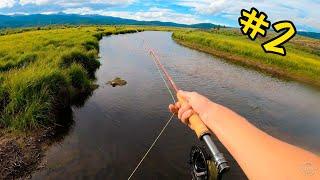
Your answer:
[148,48,230,179]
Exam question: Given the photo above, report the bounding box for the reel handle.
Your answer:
[177,93,211,139]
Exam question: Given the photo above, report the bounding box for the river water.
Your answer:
[32,31,320,179]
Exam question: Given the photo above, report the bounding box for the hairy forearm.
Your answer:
[203,103,320,179]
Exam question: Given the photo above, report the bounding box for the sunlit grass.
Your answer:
[173,29,320,87]
[2,25,318,131]
[0,25,145,130]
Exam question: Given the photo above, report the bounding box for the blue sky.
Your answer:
[0,0,319,32]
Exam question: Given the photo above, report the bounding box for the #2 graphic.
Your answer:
[239,7,296,56]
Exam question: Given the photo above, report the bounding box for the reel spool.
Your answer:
[189,146,220,180]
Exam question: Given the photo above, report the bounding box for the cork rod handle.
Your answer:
[177,93,211,139]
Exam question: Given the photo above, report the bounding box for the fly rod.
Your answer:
[148,48,230,178]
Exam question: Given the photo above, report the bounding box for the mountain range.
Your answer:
[0,14,319,39]
[0,13,219,29]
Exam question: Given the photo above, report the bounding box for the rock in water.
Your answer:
[107,77,127,87]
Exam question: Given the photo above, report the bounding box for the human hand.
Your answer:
[169,90,215,126]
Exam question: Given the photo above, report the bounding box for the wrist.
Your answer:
[200,102,231,134]
[199,102,218,125]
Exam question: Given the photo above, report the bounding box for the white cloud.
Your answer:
[63,7,94,14]
[0,0,15,8]
[40,11,58,15]
[20,0,51,6]
[177,0,320,31]
[63,7,206,24]
[133,7,204,24]
[1,0,319,31]
[91,0,135,5]
[178,0,227,14]
[19,0,135,6]
[4,12,29,15]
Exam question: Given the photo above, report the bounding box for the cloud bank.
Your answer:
[0,0,319,32]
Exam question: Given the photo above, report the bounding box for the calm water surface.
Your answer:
[32,31,320,179]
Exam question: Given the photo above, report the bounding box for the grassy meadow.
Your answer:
[172,29,320,87]
[0,25,145,130]
[1,25,319,131]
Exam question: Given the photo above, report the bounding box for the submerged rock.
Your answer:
[107,77,127,87]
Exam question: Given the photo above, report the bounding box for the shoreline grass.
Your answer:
[0,25,145,130]
[172,29,320,88]
[1,26,319,131]
[0,25,319,179]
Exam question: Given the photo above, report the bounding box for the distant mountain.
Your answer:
[1,14,318,39]
[0,14,218,29]
[297,31,320,39]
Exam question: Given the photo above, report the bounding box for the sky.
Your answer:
[0,0,319,32]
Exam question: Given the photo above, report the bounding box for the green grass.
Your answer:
[1,25,318,131]
[0,25,145,130]
[172,29,320,87]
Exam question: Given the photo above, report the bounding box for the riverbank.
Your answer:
[172,29,320,88]
[0,127,54,179]
[30,31,320,179]
[0,25,147,179]
[0,26,147,131]
[0,25,185,179]
[1,27,319,178]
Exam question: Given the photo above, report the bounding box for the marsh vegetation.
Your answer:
[0,26,145,130]
[1,26,319,131]
[0,25,149,179]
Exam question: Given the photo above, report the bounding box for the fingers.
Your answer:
[177,90,189,101]
[181,109,194,124]
[168,102,181,114]
[178,90,213,116]
[169,91,200,126]
[175,102,181,109]
[169,104,175,112]
[178,103,192,119]
[177,90,198,102]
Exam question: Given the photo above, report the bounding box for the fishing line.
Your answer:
[128,114,175,180]
[128,32,230,179]
[152,51,177,103]
[127,37,177,180]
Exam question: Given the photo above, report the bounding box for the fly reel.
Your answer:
[189,146,221,180]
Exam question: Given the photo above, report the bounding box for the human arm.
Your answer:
[169,90,320,180]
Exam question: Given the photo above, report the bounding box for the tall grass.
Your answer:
[0,25,145,130]
[172,29,320,87]
[6,25,317,130]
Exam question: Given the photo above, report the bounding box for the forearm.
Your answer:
[203,103,320,179]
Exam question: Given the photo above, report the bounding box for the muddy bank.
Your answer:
[0,128,56,179]
[0,106,75,179]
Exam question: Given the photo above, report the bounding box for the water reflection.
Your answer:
[32,31,320,180]
[50,85,98,146]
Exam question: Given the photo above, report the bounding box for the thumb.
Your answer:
[177,90,188,101]
[178,90,211,115]
[177,90,196,103]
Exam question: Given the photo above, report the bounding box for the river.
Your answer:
[32,31,320,179]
